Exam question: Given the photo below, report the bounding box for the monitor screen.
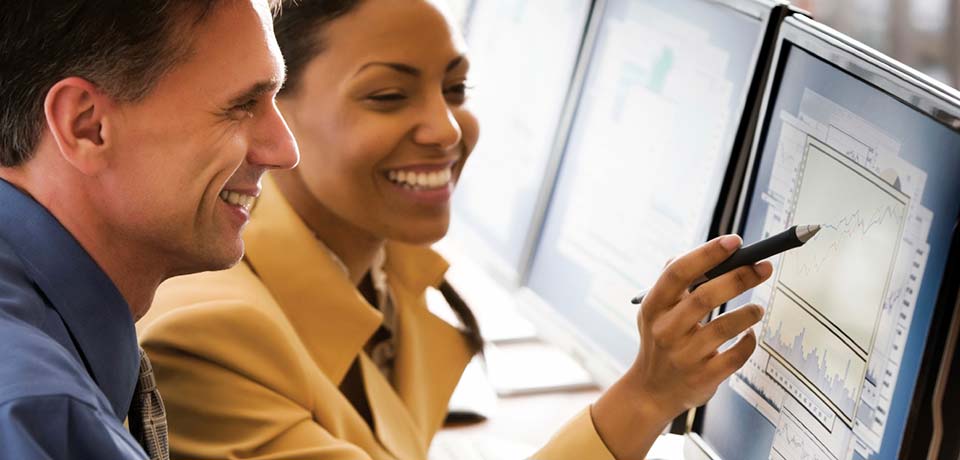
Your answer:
[526,0,768,367]
[447,0,592,276]
[700,23,960,460]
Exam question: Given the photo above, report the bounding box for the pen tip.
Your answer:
[796,224,822,242]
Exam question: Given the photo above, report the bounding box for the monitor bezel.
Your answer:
[705,0,800,244]
[688,14,960,460]
[511,0,608,287]
[731,16,960,239]
[442,0,598,291]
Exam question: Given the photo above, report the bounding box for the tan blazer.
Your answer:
[138,177,614,460]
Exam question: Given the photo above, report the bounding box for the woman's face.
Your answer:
[279,0,478,245]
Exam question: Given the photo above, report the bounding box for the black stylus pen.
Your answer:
[630,224,821,305]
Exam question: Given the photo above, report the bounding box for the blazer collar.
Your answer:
[244,176,470,457]
[382,241,449,297]
[242,175,451,384]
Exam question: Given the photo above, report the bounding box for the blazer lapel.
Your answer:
[244,177,473,457]
[243,176,381,384]
[359,354,427,460]
[385,243,475,444]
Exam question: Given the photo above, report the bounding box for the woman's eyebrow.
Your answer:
[446,56,465,72]
[354,62,421,77]
[353,55,467,77]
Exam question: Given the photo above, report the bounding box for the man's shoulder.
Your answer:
[0,222,104,408]
[0,234,88,400]
[0,323,146,459]
[0,233,47,326]
[0,315,104,409]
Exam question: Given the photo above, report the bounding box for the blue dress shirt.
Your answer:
[0,178,147,459]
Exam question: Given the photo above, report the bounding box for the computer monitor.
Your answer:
[445,0,593,283]
[691,15,960,460]
[522,0,789,378]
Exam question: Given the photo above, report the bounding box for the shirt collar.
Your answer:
[0,178,139,419]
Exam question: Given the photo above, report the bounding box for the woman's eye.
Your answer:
[445,83,470,104]
[367,92,407,102]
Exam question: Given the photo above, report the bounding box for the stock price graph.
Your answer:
[762,138,908,423]
[779,140,908,351]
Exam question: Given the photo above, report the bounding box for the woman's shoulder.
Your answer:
[138,261,315,393]
[138,261,298,352]
[142,261,278,320]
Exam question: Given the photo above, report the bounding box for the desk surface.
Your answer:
[433,387,686,460]
[444,387,602,446]
[431,388,600,459]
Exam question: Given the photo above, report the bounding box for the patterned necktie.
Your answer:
[128,347,170,460]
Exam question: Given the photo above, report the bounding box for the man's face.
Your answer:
[101,0,298,276]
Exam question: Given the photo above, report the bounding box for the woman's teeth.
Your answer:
[218,190,256,211]
[386,168,453,190]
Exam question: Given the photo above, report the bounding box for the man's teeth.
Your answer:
[218,190,256,211]
[386,168,453,189]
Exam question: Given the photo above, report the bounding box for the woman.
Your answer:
[138,0,771,459]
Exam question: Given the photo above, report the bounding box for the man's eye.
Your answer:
[224,99,258,120]
[234,99,258,113]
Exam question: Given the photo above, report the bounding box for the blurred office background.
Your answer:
[784,0,959,87]
[449,0,960,88]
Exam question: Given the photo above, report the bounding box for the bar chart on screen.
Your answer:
[763,289,865,421]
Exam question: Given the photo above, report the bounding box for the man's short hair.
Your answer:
[0,1,281,168]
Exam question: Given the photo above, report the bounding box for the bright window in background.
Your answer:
[794,0,959,88]
[443,0,474,28]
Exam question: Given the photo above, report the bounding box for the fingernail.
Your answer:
[721,235,742,251]
[754,305,766,319]
[754,261,773,277]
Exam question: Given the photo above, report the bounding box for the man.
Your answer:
[0,1,297,458]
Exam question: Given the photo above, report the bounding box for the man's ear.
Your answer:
[43,77,116,175]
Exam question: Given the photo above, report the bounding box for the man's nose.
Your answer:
[248,102,300,170]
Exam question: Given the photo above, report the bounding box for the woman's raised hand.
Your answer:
[591,235,773,460]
